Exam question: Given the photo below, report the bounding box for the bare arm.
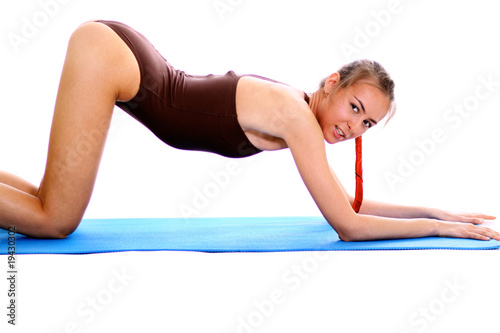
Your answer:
[329,165,496,224]
[278,95,500,242]
[329,165,446,219]
[276,104,433,240]
[358,199,496,224]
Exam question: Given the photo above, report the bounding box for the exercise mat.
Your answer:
[1,217,499,254]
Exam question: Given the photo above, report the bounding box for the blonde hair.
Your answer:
[320,59,396,123]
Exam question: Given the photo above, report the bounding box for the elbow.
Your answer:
[338,229,364,242]
[336,225,355,242]
[338,230,358,242]
[338,232,353,242]
[335,217,364,242]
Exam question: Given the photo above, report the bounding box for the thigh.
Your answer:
[37,22,140,235]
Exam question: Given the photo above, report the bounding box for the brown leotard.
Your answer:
[97,20,308,158]
[96,21,365,211]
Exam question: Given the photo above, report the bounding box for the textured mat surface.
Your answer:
[1,217,499,254]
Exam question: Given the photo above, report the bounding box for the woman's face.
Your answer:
[316,74,390,144]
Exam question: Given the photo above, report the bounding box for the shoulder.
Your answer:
[236,76,315,138]
[237,75,303,102]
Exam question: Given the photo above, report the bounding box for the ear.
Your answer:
[324,72,340,95]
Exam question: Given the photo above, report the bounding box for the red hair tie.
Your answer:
[352,136,363,213]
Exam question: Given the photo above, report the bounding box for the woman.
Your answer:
[0,20,498,241]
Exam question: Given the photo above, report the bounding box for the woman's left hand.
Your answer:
[432,209,496,225]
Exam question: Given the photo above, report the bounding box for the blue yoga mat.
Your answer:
[1,217,499,254]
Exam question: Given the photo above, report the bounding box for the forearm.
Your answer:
[342,214,439,241]
[289,124,496,242]
[328,165,439,220]
[357,198,440,220]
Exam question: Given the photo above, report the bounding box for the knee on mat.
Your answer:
[41,216,82,239]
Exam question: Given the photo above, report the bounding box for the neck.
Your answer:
[307,89,325,118]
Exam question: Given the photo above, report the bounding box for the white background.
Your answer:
[0,0,499,332]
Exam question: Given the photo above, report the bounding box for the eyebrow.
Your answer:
[354,96,378,125]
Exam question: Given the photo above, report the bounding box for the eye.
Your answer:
[351,104,359,113]
[363,120,372,129]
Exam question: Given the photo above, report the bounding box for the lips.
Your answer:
[334,125,346,139]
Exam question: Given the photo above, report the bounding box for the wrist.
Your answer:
[433,219,449,237]
[425,207,443,220]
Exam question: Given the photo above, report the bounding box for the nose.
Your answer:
[347,118,365,137]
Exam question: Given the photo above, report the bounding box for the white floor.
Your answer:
[2,224,499,333]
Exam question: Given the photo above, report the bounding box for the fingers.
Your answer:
[453,213,496,225]
[466,225,500,241]
[454,215,485,225]
[462,213,496,221]
[441,221,500,241]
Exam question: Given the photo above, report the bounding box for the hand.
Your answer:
[432,209,496,225]
[436,220,500,241]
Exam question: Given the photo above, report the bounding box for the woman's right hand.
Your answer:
[436,220,500,241]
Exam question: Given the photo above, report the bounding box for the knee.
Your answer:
[54,217,81,239]
[39,215,82,239]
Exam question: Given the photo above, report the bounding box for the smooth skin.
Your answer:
[0,22,139,238]
[0,21,498,241]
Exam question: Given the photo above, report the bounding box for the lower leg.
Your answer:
[0,22,139,238]
[0,183,50,237]
[0,173,48,237]
[0,170,38,196]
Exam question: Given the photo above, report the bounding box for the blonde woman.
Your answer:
[0,20,497,241]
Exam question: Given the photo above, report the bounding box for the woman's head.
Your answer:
[314,59,396,143]
[320,59,395,117]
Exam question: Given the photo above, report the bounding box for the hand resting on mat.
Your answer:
[0,21,497,242]
[433,211,498,241]
[339,197,499,241]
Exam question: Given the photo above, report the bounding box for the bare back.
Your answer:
[235,76,311,151]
